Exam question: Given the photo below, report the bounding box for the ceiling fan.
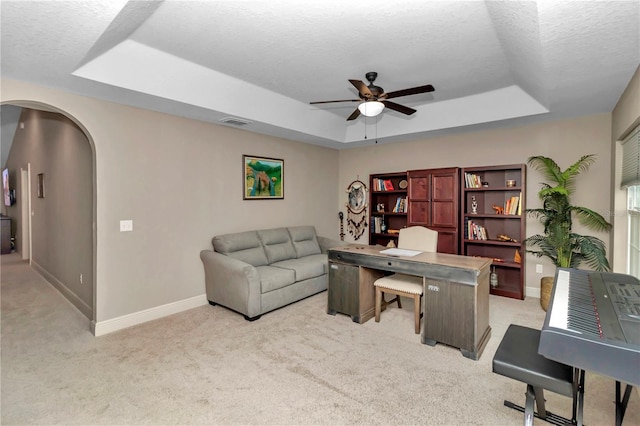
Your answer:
[310,72,435,121]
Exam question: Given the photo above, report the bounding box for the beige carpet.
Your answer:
[1,252,638,425]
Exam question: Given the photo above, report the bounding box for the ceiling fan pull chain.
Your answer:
[375,115,378,144]
[363,117,367,140]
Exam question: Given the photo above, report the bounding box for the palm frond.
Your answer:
[527,156,563,185]
[570,206,612,232]
[568,234,610,271]
[560,154,596,193]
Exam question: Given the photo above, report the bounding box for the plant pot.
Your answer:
[540,276,554,311]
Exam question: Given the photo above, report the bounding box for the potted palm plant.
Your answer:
[524,154,612,310]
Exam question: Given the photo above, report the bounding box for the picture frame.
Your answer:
[243,155,284,200]
[37,173,45,198]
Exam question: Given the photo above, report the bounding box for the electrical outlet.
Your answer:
[120,220,133,232]
[536,264,543,274]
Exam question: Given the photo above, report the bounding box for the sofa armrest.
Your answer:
[200,250,262,319]
[317,236,350,254]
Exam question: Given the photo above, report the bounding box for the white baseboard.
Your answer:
[32,260,93,319]
[91,294,208,336]
[526,285,541,299]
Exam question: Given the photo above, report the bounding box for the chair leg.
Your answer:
[414,295,421,334]
[396,295,402,309]
[375,287,382,323]
[532,386,547,420]
[524,385,536,426]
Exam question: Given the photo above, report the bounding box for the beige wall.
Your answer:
[5,108,94,318]
[613,65,640,141]
[2,70,635,328]
[1,78,340,326]
[611,65,640,273]
[338,113,613,297]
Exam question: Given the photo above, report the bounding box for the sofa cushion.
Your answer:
[256,265,296,293]
[212,231,268,267]
[271,253,328,281]
[258,228,296,264]
[288,226,322,258]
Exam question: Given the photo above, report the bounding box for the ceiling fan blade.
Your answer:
[383,84,435,99]
[310,99,360,104]
[382,100,416,115]
[346,108,361,121]
[349,79,373,99]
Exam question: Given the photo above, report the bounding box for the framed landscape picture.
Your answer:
[243,155,284,199]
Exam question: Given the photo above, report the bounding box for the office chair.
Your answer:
[374,226,438,334]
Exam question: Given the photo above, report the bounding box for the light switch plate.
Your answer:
[120,220,133,232]
[536,264,543,274]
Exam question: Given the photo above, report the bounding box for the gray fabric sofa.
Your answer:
[200,226,345,320]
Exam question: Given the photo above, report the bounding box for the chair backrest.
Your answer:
[398,226,438,252]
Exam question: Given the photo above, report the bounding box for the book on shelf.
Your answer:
[371,216,384,234]
[392,196,407,213]
[464,172,482,188]
[503,193,521,215]
[372,178,395,191]
[465,218,487,240]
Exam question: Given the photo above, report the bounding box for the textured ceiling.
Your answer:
[1,0,639,149]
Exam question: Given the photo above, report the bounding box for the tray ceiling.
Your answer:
[1,1,638,149]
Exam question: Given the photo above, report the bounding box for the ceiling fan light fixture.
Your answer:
[358,101,385,117]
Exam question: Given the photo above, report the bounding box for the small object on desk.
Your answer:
[386,240,396,248]
[379,248,422,257]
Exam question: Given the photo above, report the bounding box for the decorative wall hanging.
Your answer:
[345,178,368,240]
[338,211,345,241]
[243,155,283,199]
[37,173,45,198]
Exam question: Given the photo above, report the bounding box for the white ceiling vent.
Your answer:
[219,117,252,127]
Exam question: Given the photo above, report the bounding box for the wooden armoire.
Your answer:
[407,167,460,254]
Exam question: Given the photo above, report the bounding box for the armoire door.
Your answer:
[407,167,459,254]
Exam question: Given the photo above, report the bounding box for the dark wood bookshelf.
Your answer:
[369,171,408,247]
[461,164,526,299]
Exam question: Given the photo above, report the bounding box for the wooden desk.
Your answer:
[327,245,492,360]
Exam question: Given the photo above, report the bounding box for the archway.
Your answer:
[0,100,97,324]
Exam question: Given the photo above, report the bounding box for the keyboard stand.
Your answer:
[615,381,634,426]
[493,325,584,426]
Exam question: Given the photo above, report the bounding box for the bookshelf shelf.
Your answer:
[371,189,406,195]
[462,239,521,247]
[461,164,526,300]
[465,186,522,192]
[464,213,521,219]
